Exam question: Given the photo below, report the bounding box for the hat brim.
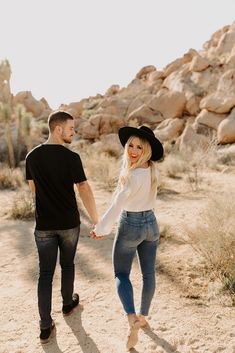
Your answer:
[118,126,164,161]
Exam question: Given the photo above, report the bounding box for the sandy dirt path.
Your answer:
[1,177,235,353]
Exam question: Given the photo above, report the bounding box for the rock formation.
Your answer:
[1,21,235,162]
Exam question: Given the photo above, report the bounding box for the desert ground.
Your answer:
[1,168,235,353]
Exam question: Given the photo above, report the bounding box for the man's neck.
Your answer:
[45,135,63,145]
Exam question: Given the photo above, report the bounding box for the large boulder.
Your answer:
[203,25,230,50]
[99,114,125,135]
[189,55,210,72]
[185,95,201,115]
[215,28,235,56]
[179,124,210,151]
[163,66,205,101]
[148,89,186,119]
[147,70,164,83]
[136,65,156,79]
[190,68,221,95]
[217,107,235,144]
[163,49,197,77]
[97,96,129,117]
[127,104,164,127]
[154,118,185,142]
[63,101,84,119]
[126,92,153,118]
[78,120,100,139]
[200,69,235,113]
[99,133,123,157]
[79,113,124,139]
[13,91,45,117]
[195,109,226,130]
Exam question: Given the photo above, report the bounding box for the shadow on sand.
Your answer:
[40,326,63,353]
[141,326,181,353]
[63,304,101,353]
[40,305,101,353]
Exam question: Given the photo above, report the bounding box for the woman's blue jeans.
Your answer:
[113,210,159,316]
[34,226,80,329]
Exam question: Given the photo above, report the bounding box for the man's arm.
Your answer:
[28,180,36,193]
[76,181,98,225]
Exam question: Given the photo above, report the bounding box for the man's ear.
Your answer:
[55,125,62,134]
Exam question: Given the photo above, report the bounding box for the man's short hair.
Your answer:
[48,111,74,132]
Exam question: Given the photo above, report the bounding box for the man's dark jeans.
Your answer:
[34,226,80,329]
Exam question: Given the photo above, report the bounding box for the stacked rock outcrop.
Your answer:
[1,21,235,162]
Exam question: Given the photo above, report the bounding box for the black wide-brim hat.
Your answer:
[118,125,164,161]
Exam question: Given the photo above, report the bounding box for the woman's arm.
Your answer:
[94,174,138,235]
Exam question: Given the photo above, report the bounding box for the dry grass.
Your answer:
[159,144,232,191]
[9,189,35,220]
[0,166,25,190]
[159,153,188,178]
[159,224,173,242]
[186,191,235,297]
[81,150,120,192]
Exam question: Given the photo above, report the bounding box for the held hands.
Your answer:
[90,228,105,240]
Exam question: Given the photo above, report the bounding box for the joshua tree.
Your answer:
[14,104,24,165]
[14,104,33,164]
[22,109,33,154]
[0,59,16,167]
[0,102,15,168]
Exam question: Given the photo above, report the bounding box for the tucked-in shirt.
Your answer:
[26,144,87,230]
[95,164,158,235]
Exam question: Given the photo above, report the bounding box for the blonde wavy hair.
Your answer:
[117,136,157,193]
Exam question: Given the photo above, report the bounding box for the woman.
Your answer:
[91,125,163,350]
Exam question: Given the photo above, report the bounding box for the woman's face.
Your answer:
[127,137,143,165]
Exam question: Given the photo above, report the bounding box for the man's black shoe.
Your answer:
[40,321,55,344]
[62,293,79,316]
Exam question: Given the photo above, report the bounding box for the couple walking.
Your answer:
[25,110,164,350]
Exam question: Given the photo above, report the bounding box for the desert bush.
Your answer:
[9,189,35,220]
[216,145,235,166]
[0,166,25,190]
[159,144,222,191]
[159,224,172,242]
[159,153,188,178]
[186,191,235,297]
[81,150,120,192]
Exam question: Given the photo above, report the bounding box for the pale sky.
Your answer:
[1,0,235,109]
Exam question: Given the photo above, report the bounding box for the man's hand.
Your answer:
[90,229,105,240]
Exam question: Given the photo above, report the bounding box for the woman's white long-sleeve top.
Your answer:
[95,164,158,235]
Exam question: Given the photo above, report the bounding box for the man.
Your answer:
[26,111,98,343]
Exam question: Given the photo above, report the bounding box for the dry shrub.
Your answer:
[0,166,24,190]
[82,150,120,192]
[159,224,172,242]
[187,191,235,296]
[160,144,223,191]
[159,153,188,178]
[9,189,35,220]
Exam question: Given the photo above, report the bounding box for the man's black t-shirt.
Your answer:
[26,144,87,230]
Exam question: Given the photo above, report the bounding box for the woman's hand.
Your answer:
[90,229,105,240]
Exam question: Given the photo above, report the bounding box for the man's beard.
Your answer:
[62,136,72,144]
